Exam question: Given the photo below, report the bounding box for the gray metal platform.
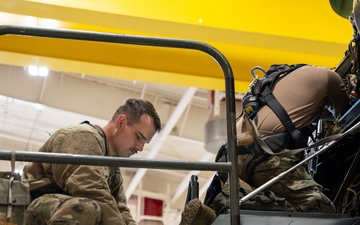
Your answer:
[212,210,360,225]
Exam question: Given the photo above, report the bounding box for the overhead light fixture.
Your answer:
[27,65,49,77]
[38,66,49,77]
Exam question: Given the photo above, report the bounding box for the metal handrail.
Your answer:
[0,150,232,172]
[0,25,240,225]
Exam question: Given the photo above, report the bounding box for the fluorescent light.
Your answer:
[27,65,49,77]
[28,65,39,76]
[38,66,49,77]
[35,103,45,111]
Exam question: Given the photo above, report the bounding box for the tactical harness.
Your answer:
[216,64,317,183]
[243,63,309,146]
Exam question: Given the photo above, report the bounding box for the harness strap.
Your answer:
[261,86,306,147]
[246,113,344,157]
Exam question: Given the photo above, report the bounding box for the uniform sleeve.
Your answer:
[49,128,127,225]
[113,171,136,225]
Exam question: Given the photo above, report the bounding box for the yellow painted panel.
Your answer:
[0,0,355,92]
[20,0,351,43]
[0,32,346,93]
[0,50,250,92]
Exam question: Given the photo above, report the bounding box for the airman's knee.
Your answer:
[49,198,102,225]
[25,195,102,225]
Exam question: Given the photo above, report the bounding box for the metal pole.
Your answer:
[0,150,231,172]
[0,25,240,225]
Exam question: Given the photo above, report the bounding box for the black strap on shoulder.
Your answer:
[253,64,305,95]
[215,143,253,183]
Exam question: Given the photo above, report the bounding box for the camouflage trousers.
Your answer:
[25,194,101,225]
[240,154,336,213]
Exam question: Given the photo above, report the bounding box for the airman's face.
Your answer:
[111,114,156,157]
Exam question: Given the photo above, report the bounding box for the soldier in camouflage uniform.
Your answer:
[235,65,351,212]
[22,98,161,225]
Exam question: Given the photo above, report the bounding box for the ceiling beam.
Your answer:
[125,87,198,199]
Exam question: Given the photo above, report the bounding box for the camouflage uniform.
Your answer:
[236,66,350,213]
[22,123,136,225]
[25,194,101,225]
[250,155,335,212]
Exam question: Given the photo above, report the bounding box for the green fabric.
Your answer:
[0,174,30,205]
[329,0,353,19]
[0,172,30,224]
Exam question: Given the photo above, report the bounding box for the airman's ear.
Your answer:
[116,114,127,128]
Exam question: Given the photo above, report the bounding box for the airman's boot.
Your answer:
[179,198,216,225]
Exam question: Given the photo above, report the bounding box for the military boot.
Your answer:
[179,198,216,225]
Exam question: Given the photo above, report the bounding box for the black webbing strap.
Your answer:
[261,86,306,146]
[215,144,251,183]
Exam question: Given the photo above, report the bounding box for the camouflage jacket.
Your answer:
[22,123,136,225]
